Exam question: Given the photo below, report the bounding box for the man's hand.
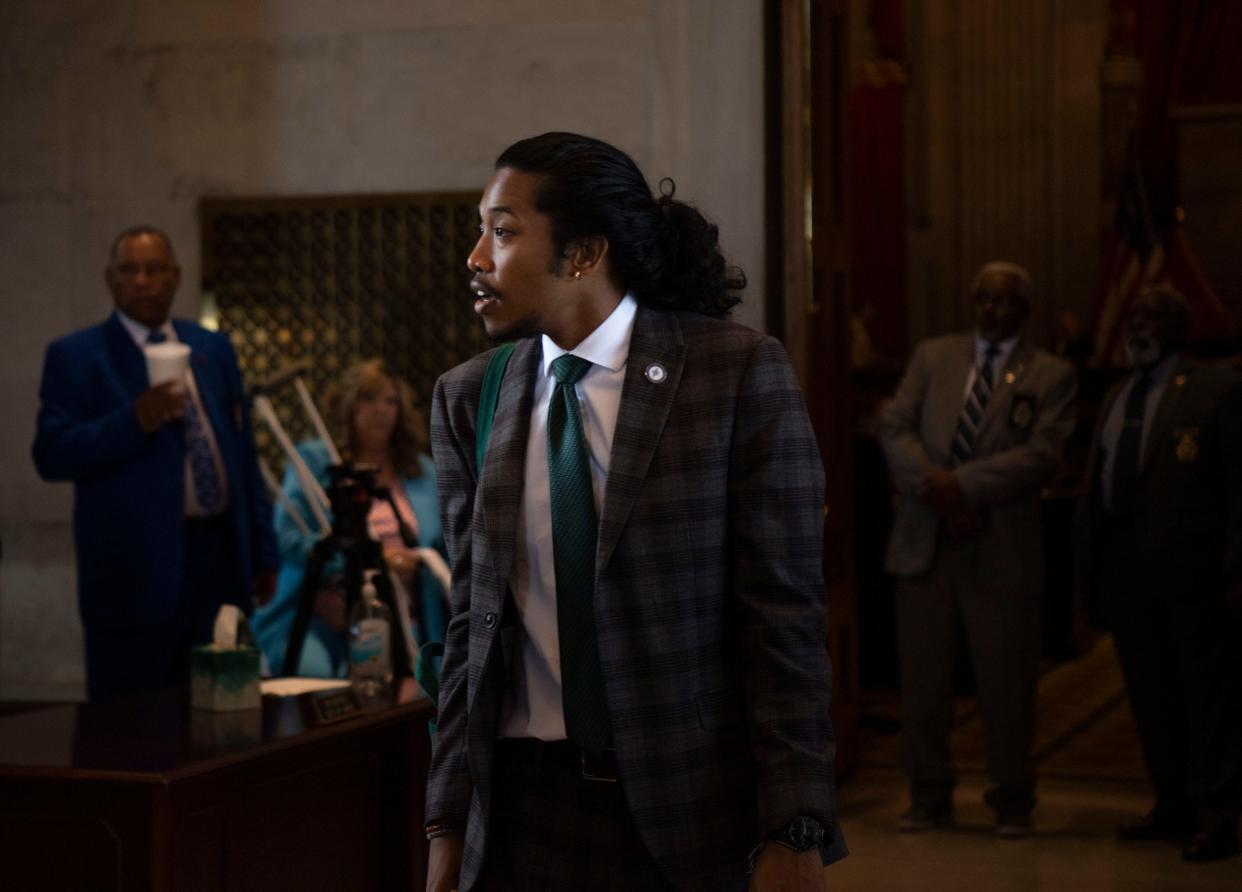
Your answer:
[425,833,464,892]
[921,468,983,537]
[135,381,187,433]
[749,844,825,892]
[920,467,963,515]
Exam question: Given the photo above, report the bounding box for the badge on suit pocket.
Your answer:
[1009,394,1036,432]
[1174,427,1199,463]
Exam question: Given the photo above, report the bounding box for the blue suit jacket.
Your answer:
[32,312,277,629]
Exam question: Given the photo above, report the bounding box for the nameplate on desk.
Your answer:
[311,689,362,724]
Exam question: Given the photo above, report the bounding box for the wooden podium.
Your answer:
[0,681,434,891]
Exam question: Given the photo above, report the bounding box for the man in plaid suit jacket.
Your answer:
[424,133,846,891]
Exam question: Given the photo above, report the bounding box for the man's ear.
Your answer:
[564,236,609,278]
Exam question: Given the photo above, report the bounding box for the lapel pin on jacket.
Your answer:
[645,362,667,384]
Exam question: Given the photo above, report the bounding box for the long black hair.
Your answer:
[495,132,745,318]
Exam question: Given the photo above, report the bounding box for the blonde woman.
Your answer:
[254,359,448,677]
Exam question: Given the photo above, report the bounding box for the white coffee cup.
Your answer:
[143,342,191,390]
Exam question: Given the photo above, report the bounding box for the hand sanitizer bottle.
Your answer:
[349,569,393,696]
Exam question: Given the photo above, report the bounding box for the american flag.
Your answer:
[1087,137,1232,364]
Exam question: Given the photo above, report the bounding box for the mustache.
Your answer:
[470,276,498,297]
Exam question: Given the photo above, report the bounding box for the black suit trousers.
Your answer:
[1099,522,1242,817]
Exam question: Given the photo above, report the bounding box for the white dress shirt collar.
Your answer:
[540,293,637,377]
[1137,351,1178,386]
[116,310,176,348]
[974,331,1020,370]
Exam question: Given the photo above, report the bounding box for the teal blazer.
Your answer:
[252,439,448,677]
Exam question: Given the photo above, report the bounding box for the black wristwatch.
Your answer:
[769,816,825,852]
[746,816,826,874]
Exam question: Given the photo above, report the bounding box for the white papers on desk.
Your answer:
[261,677,351,697]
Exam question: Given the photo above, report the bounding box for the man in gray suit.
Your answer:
[1076,285,1242,861]
[424,133,845,891]
[880,261,1076,836]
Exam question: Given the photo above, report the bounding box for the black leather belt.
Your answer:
[498,737,619,783]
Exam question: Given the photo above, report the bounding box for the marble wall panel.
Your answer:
[0,523,84,702]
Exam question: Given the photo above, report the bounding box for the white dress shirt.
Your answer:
[117,311,230,517]
[499,293,637,740]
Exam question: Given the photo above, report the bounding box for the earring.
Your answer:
[573,271,582,280]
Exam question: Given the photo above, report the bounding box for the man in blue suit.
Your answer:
[33,226,277,701]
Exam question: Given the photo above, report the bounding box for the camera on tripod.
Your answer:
[248,364,443,682]
[325,462,378,541]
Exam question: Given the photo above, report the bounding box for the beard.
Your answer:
[1124,333,1163,369]
[486,310,542,344]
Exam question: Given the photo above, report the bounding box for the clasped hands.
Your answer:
[920,467,982,537]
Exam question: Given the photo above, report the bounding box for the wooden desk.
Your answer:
[0,681,433,891]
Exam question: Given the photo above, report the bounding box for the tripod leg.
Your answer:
[283,540,334,676]
[372,567,414,678]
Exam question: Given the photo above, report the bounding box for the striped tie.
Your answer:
[951,343,1000,465]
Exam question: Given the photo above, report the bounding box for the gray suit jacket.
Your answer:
[426,306,844,889]
[880,332,1076,590]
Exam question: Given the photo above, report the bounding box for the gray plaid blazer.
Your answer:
[425,306,845,890]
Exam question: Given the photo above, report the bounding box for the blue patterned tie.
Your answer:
[951,342,1000,465]
[148,330,224,514]
[547,354,610,752]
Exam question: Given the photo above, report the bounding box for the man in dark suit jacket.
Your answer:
[880,262,1076,836]
[33,226,277,701]
[1076,285,1242,861]
[424,133,844,891]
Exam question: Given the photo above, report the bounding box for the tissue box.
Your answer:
[190,644,261,711]
[190,706,261,755]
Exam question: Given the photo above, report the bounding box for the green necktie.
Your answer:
[547,354,611,752]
